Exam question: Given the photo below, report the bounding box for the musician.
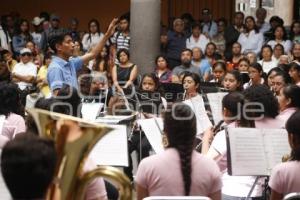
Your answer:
[182,72,212,138]
[277,85,300,123]
[243,63,265,89]
[222,70,242,92]
[135,103,222,199]
[269,110,300,200]
[125,73,166,181]
[1,133,56,200]
[33,97,110,200]
[210,61,226,84]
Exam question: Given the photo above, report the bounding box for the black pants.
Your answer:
[124,131,151,181]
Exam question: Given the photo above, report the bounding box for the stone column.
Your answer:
[130,0,161,75]
[274,0,294,26]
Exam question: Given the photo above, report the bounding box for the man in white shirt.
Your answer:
[12,48,37,91]
[201,8,218,38]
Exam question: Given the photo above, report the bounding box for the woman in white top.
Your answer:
[238,16,264,55]
[82,19,104,52]
[243,63,265,89]
[258,45,278,73]
[267,25,292,54]
[182,72,212,137]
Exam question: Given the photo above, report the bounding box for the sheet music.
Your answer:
[206,92,227,124]
[227,128,267,175]
[227,127,290,176]
[138,118,164,154]
[89,125,128,166]
[0,115,5,134]
[81,103,104,121]
[95,114,135,124]
[263,129,290,175]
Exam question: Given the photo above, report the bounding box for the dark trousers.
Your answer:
[124,131,151,181]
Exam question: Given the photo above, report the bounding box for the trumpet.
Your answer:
[26,108,132,200]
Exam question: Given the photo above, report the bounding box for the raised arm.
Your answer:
[81,18,118,64]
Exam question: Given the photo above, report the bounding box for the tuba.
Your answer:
[27,108,132,200]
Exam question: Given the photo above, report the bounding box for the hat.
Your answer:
[32,16,44,26]
[202,8,211,15]
[20,48,32,55]
[50,14,60,21]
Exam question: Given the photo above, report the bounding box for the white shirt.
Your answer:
[238,30,264,55]
[258,59,278,73]
[31,32,42,48]
[183,94,212,137]
[186,34,210,53]
[82,32,104,51]
[12,62,37,90]
[0,25,11,50]
[267,40,293,54]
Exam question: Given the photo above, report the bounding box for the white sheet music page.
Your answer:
[263,128,290,175]
[89,125,128,166]
[81,103,104,121]
[206,92,227,124]
[227,127,268,176]
[138,118,164,154]
[0,115,5,134]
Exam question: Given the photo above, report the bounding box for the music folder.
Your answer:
[226,127,290,176]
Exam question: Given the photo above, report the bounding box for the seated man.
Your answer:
[1,133,56,199]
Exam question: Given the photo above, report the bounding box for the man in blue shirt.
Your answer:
[47,18,118,96]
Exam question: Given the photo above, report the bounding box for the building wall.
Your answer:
[0,0,235,31]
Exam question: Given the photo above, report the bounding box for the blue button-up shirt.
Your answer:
[47,56,83,91]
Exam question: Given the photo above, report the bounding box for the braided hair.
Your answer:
[163,103,196,195]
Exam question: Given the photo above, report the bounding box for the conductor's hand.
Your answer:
[105,18,118,37]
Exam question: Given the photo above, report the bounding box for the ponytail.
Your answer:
[163,103,196,195]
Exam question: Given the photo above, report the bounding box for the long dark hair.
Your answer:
[271,25,288,41]
[14,19,32,41]
[93,46,110,73]
[87,19,101,42]
[163,103,196,195]
[245,16,259,33]
[139,73,160,91]
[0,82,23,117]
[286,110,300,161]
[290,20,300,40]
[282,85,300,109]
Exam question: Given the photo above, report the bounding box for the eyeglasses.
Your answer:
[21,53,32,57]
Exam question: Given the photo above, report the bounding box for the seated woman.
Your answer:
[125,73,166,181]
[269,110,300,200]
[222,70,242,92]
[258,45,278,74]
[154,55,172,83]
[289,62,300,86]
[182,72,212,138]
[135,103,222,199]
[277,85,300,122]
[272,71,291,96]
[210,61,226,84]
[111,48,138,93]
[243,63,265,89]
[0,83,25,148]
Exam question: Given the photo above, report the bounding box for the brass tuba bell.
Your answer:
[26,108,132,200]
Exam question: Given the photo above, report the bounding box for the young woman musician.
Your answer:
[182,72,212,138]
[125,73,166,181]
[135,103,222,199]
[210,61,227,84]
[269,110,300,200]
[202,85,283,199]
[222,70,242,92]
[277,85,300,123]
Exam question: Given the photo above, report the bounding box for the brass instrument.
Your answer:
[26,108,132,200]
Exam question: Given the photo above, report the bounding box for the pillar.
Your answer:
[274,0,294,26]
[130,0,161,75]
